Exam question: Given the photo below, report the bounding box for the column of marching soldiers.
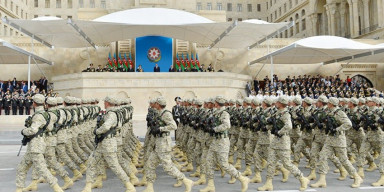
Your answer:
[15,93,384,192]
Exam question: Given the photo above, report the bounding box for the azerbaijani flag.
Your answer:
[107,53,113,68]
[113,53,118,68]
[123,53,129,70]
[195,53,200,70]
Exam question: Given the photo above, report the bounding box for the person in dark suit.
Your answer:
[11,95,18,115]
[3,95,11,115]
[42,77,48,93]
[0,81,5,92]
[18,96,24,115]
[7,82,13,93]
[246,81,252,97]
[154,63,160,72]
[25,96,33,115]
[169,65,175,72]
[12,77,17,87]
[0,94,3,115]
[137,65,144,72]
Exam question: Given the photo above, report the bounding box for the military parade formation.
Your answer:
[15,93,384,192]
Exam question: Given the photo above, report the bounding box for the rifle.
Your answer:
[312,112,323,129]
[347,114,360,131]
[17,144,23,156]
[325,116,337,136]
[21,113,51,147]
[256,115,268,132]
[360,113,377,130]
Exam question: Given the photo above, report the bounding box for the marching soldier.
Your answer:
[311,97,363,188]
[143,97,193,192]
[258,96,309,191]
[201,96,249,192]
[82,96,136,192]
[15,94,63,192]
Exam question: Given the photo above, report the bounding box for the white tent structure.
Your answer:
[249,36,384,82]
[0,39,53,88]
[249,36,382,65]
[3,8,292,49]
[322,43,384,64]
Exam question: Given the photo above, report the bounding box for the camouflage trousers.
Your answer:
[266,149,303,180]
[117,145,133,176]
[318,144,357,175]
[357,130,382,167]
[293,137,312,163]
[200,142,209,175]
[346,133,365,161]
[16,152,58,188]
[78,133,93,156]
[45,146,69,178]
[206,140,241,180]
[186,136,196,163]
[86,148,130,184]
[65,140,83,165]
[56,143,78,171]
[72,136,88,162]
[379,142,384,174]
[310,140,341,170]
[194,141,203,166]
[145,150,185,183]
[290,136,300,152]
[229,133,240,156]
[236,137,249,160]
[245,139,257,165]
[254,144,270,172]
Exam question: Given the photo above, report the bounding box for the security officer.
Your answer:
[143,97,193,192]
[258,96,309,191]
[15,94,63,192]
[25,96,33,115]
[3,95,11,115]
[201,96,249,192]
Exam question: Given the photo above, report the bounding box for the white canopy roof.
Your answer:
[3,8,291,49]
[0,39,52,65]
[250,36,382,65]
[323,43,384,64]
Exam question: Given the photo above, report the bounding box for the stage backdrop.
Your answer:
[135,36,173,72]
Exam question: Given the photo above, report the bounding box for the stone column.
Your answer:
[340,2,347,37]
[310,14,318,36]
[377,0,384,28]
[363,0,370,31]
[325,3,337,36]
[350,0,360,37]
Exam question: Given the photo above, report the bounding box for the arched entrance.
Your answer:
[351,74,373,88]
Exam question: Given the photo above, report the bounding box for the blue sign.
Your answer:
[135,36,173,72]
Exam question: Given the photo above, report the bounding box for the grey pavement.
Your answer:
[1,122,384,191]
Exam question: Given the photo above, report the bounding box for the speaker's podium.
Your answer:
[53,72,251,120]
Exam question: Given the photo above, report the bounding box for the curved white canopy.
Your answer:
[250,36,382,65]
[0,39,52,65]
[4,8,291,49]
[93,8,214,25]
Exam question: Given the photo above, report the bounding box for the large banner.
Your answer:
[135,36,173,72]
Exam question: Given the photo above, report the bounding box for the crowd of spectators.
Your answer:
[0,76,55,115]
[82,63,218,72]
[246,74,383,99]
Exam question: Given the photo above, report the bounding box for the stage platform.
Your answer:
[53,72,252,120]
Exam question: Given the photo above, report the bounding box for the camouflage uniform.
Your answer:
[86,105,131,185]
[206,106,241,180]
[266,104,304,180]
[293,100,313,164]
[229,100,242,158]
[16,95,59,189]
[317,104,357,176]
[357,104,383,168]
[145,108,186,183]
[236,101,252,163]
